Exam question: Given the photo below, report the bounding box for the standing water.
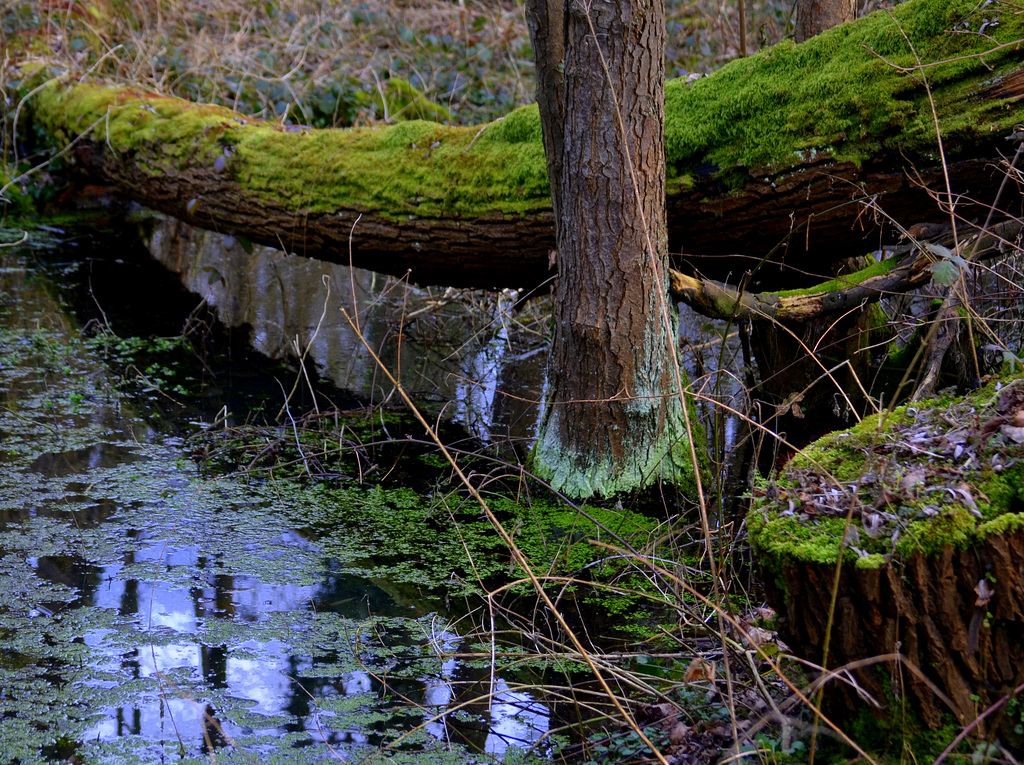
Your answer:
[0,228,551,764]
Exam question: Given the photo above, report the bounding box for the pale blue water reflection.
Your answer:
[0,237,551,764]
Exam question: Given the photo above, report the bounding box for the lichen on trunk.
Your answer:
[531,377,700,499]
[524,0,701,499]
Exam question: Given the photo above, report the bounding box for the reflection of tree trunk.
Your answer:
[200,704,230,754]
[526,0,698,498]
[794,0,855,42]
[119,569,138,617]
[200,644,229,688]
[488,355,545,463]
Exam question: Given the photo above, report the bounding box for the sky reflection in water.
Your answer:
[0,242,550,763]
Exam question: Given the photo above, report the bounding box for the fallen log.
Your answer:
[14,0,1024,290]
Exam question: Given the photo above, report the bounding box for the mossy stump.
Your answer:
[761,530,1024,739]
[748,377,1024,747]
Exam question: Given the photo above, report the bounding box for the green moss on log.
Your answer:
[665,0,1024,184]
[775,258,892,299]
[23,0,1024,225]
[0,168,33,219]
[31,82,551,221]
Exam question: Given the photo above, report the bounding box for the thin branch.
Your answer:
[670,219,1024,321]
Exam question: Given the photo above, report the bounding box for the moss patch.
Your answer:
[1,169,35,219]
[220,479,665,596]
[31,82,551,222]
[665,0,1024,184]
[749,374,1024,570]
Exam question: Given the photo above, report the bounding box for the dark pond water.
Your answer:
[141,216,548,458]
[0,228,552,764]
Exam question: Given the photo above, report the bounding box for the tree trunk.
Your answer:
[794,0,856,43]
[524,0,697,498]
[749,378,1024,746]
[763,538,1024,741]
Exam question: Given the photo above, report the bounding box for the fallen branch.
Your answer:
[670,219,1023,321]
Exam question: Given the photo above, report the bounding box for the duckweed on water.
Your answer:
[0,246,555,764]
[221,479,666,598]
[0,228,694,763]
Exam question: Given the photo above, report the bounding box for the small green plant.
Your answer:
[581,725,667,765]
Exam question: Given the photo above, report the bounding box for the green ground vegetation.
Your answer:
[196,414,675,605]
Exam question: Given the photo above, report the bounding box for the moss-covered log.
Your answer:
[15,0,1024,290]
[27,85,555,290]
[748,377,1024,747]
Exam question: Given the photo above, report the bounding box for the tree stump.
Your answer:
[748,377,1024,747]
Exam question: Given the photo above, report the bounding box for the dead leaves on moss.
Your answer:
[762,378,1024,556]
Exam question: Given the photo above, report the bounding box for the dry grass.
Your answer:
[7,0,809,127]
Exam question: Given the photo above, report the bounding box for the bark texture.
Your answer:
[764,535,1024,739]
[525,0,694,498]
[794,0,856,43]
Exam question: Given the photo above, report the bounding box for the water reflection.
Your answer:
[423,627,549,757]
[29,444,142,476]
[48,535,553,758]
[0,242,551,762]
[145,217,545,449]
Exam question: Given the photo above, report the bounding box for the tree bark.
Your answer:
[763,522,1024,742]
[524,0,697,498]
[794,0,856,43]
[750,378,1024,744]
